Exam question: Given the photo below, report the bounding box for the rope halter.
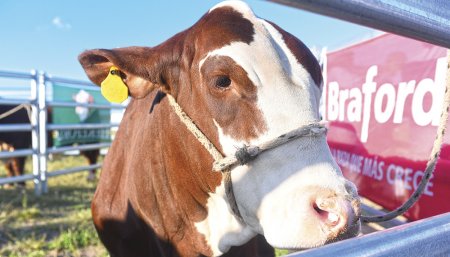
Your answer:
[1,50,446,228]
[213,123,327,172]
[166,93,327,223]
[166,47,450,224]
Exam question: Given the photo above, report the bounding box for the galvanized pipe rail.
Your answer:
[49,75,101,87]
[0,174,35,185]
[0,70,34,79]
[287,212,450,257]
[268,0,450,49]
[49,164,103,178]
[0,124,33,132]
[0,99,32,106]
[48,142,111,155]
[0,149,34,159]
[48,123,120,130]
[50,101,124,109]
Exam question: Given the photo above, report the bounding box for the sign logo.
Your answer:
[73,89,94,122]
[326,57,446,142]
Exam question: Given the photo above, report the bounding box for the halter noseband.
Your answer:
[166,51,450,225]
[166,93,327,223]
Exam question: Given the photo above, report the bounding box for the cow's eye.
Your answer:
[214,76,231,89]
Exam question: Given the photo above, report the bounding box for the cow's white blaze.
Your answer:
[195,1,359,254]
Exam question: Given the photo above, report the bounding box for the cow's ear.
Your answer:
[78,46,173,99]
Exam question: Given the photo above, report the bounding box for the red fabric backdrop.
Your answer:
[324,33,449,221]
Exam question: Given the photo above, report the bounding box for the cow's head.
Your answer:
[79,0,360,255]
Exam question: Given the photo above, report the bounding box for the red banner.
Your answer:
[324,33,449,221]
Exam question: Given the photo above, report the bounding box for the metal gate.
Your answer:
[0,70,125,195]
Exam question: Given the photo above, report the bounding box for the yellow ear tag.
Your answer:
[100,66,129,103]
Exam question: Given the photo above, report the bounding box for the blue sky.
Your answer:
[0,0,379,81]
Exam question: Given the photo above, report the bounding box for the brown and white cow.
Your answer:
[79,1,361,256]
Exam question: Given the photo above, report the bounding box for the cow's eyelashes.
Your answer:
[214,76,231,89]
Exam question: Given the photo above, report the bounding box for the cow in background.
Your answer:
[0,104,31,186]
[72,89,100,181]
[0,104,100,186]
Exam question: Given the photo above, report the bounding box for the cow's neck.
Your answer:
[130,91,252,256]
[163,91,257,256]
[177,90,256,256]
[194,181,256,256]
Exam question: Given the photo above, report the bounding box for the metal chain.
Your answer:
[361,50,450,223]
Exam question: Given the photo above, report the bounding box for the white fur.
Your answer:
[209,0,254,21]
[200,13,320,143]
[196,0,358,253]
[194,181,255,256]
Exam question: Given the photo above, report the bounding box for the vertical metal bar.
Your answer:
[30,69,41,196]
[38,71,48,194]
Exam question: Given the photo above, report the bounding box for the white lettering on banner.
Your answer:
[412,78,438,126]
[331,147,434,196]
[348,88,362,122]
[327,57,446,142]
[374,82,396,123]
[393,81,415,123]
[361,66,377,142]
[362,156,383,181]
[327,82,339,120]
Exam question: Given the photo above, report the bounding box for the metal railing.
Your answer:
[268,0,450,49]
[287,212,450,257]
[0,70,126,195]
[268,0,450,256]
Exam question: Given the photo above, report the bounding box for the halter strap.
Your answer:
[213,123,327,171]
[167,94,244,223]
[166,93,326,224]
[165,51,450,224]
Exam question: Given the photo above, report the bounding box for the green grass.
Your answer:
[0,155,288,257]
[275,249,290,256]
[0,155,107,257]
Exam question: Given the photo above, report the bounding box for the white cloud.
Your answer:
[52,16,71,30]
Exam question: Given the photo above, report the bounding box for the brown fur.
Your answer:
[81,5,321,257]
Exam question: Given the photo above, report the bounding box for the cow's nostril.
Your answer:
[313,200,342,227]
[313,203,323,214]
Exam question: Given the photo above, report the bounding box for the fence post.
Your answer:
[38,71,48,194]
[30,69,41,196]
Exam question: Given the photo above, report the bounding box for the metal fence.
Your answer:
[287,212,450,257]
[268,0,450,49]
[0,70,125,195]
[269,0,450,256]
